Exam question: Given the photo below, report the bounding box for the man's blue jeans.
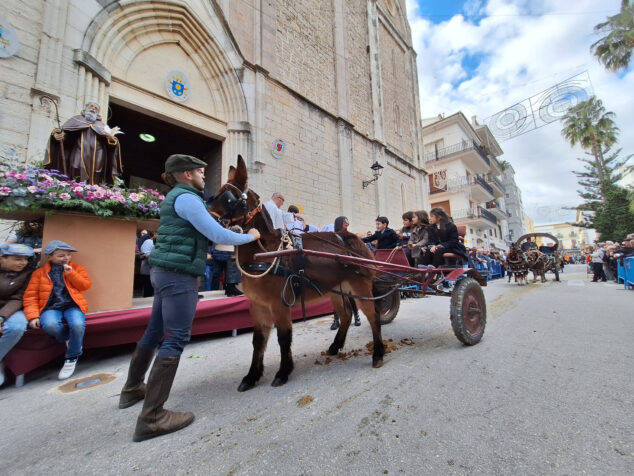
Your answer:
[0,311,28,361]
[40,307,86,359]
[139,267,199,357]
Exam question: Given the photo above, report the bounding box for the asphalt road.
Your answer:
[1,264,632,475]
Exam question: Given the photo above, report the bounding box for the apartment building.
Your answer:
[422,112,510,250]
[502,165,528,242]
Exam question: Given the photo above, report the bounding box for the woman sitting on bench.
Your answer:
[426,207,468,267]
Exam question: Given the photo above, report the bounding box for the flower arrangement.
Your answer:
[0,167,164,219]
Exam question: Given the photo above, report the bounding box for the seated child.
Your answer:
[24,240,92,380]
[0,244,35,386]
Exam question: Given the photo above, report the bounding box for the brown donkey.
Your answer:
[208,156,385,391]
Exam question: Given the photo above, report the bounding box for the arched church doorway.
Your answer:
[108,101,222,199]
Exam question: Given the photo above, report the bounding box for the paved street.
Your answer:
[1,264,632,475]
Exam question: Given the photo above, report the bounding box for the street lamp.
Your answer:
[362,161,384,189]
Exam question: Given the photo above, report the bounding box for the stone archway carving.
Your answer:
[76,1,250,163]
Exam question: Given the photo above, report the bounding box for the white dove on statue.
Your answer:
[103,125,123,136]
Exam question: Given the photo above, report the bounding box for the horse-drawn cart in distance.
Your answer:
[508,232,561,284]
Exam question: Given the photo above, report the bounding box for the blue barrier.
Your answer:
[624,257,634,290]
[476,263,490,280]
[490,261,502,278]
[617,260,626,285]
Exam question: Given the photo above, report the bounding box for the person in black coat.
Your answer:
[362,216,399,250]
[426,207,468,267]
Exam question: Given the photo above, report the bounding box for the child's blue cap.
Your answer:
[0,243,35,257]
[44,240,77,255]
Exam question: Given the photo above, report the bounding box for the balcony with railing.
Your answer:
[474,175,494,195]
[493,175,505,191]
[452,206,498,225]
[424,139,490,171]
[429,173,495,202]
[486,200,510,219]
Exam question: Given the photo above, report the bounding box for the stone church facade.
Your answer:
[0,0,428,229]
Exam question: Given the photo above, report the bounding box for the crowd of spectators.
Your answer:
[584,235,634,283]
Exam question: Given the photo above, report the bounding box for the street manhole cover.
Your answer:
[55,373,116,394]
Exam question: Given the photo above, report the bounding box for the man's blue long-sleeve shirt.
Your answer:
[174,193,254,246]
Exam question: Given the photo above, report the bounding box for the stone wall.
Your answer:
[274,0,337,115]
[344,0,373,136]
[0,1,44,164]
[379,23,414,160]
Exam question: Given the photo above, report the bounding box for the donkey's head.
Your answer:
[208,155,262,229]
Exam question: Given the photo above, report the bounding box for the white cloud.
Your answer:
[407,0,633,225]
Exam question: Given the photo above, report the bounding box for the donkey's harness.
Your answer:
[209,184,398,318]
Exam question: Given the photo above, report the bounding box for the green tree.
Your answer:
[591,0,634,73]
[573,146,632,210]
[593,184,634,241]
[561,97,619,191]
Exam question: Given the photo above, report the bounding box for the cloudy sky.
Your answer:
[405,0,634,225]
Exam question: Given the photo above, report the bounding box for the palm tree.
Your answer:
[561,97,619,188]
[591,0,634,72]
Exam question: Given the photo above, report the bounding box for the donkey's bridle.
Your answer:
[209,182,262,228]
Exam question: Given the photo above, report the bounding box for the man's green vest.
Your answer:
[148,183,208,276]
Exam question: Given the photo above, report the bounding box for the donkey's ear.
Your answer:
[233,154,248,189]
[227,166,236,183]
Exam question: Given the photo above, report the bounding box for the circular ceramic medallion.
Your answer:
[165,70,190,102]
[271,138,286,159]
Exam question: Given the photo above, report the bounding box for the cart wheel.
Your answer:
[373,283,400,325]
[450,278,486,345]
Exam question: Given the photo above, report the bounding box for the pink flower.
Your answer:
[15,173,27,180]
[59,193,71,200]
[27,186,37,193]
[128,193,140,202]
[72,186,84,193]
[0,186,12,196]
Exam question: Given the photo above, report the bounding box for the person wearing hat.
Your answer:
[23,240,92,380]
[0,244,35,386]
[119,154,260,442]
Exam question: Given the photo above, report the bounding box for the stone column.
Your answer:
[333,0,354,218]
[367,0,386,214]
[224,122,251,179]
[373,142,387,215]
[367,0,384,144]
[337,120,354,218]
[73,50,111,113]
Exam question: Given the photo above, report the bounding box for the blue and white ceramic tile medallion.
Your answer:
[165,70,190,102]
[0,17,20,58]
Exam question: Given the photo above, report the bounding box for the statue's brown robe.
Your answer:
[45,115,122,184]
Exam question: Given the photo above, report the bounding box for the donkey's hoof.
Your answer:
[327,344,339,356]
[372,358,383,368]
[237,380,255,392]
[271,376,288,387]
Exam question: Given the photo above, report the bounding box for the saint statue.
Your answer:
[44,101,123,184]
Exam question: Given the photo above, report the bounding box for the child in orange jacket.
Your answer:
[24,240,92,380]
